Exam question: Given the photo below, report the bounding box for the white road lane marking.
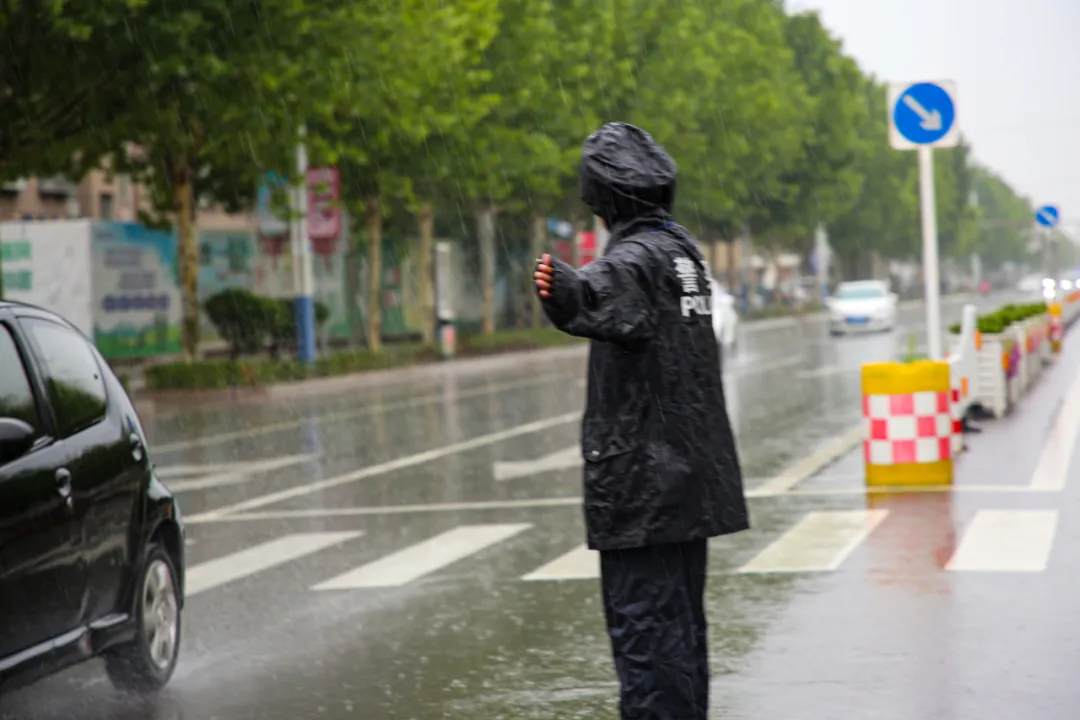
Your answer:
[185,411,582,522]
[748,425,863,496]
[738,510,888,573]
[156,461,266,478]
[181,482,1065,525]
[1028,365,1080,491]
[522,544,599,581]
[153,373,565,454]
[185,531,362,596]
[161,454,321,492]
[781,483,1063,496]
[184,497,582,525]
[494,445,581,481]
[794,365,844,379]
[945,510,1058,572]
[312,524,531,590]
[724,354,804,378]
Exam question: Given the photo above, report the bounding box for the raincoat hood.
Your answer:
[580,122,677,231]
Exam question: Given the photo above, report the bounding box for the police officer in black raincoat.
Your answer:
[533,122,749,719]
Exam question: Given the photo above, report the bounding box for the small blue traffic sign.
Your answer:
[892,82,956,146]
[1036,205,1060,229]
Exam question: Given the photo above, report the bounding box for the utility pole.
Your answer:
[814,223,829,301]
[918,145,943,360]
[291,126,317,364]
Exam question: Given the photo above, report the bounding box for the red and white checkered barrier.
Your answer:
[864,390,954,467]
[862,358,955,486]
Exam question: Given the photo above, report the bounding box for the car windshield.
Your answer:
[835,285,885,299]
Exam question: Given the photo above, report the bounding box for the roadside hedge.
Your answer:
[143,327,586,390]
[203,288,331,359]
[949,302,1048,335]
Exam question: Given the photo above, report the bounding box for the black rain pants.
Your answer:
[600,539,710,720]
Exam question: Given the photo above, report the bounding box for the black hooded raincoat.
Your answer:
[542,123,749,551]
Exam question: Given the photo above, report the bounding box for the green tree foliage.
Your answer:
[826,78,920,275]
[325,0,501,349]
[7,0,1041,347]
[756,10,868,240]
[617,0,812,238]
[0,0,148,179]
[106,0,366,359]
[970,168,1036,267]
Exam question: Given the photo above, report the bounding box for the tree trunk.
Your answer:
[417,201,436,343]
[344,209,364,347]
[364,195,383,353]
[175,171,199,361]
[530,212,546,328]
[726,239,737,292]
[476,200,497,334]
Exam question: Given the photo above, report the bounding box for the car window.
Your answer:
[0,323,41,435]
[22,319,108,438]
[835,285,885,299]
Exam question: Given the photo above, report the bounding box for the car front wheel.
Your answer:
[105,544,182,692]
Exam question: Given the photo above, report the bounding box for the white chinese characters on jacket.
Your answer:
[674,256,712,317]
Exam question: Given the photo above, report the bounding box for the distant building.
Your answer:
[0,170,254,232]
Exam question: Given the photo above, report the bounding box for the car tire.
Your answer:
[104,544,182,693]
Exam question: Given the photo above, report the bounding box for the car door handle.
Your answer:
[129,433,145,463]
[55,468,73,508]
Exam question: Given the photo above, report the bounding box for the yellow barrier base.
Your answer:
[866,460,953,487]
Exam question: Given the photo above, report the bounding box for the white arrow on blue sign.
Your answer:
[1035,205,1060,229]
[887,80,959,151]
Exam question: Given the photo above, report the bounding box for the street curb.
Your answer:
[138,344,589,413]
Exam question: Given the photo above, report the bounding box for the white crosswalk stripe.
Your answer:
[522,544,598,581]
[737,510,889,574]
[945,509,1059,572]
[312,523,532,590]
[186,531,363,596]
[179,508,1065,598]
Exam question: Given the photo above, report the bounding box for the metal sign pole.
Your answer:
[887,79,958,360]
[918,145,942,360]
[292,127,317,364]
[1035,205,1062,297]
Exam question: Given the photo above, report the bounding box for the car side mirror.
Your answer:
[0,418,36,465]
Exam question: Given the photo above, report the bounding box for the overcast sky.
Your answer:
[791,0,1080,236]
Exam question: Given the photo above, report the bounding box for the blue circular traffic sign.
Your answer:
[893,83,956,146]
[1036,205,1060,229]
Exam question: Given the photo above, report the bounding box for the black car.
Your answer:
[0,300,185,695]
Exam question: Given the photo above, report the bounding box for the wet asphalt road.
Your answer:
[7,291,1074,720]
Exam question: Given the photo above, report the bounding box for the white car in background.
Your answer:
[827,280,897,335]
[709,278,739,355]
[1017,274,1043,296]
